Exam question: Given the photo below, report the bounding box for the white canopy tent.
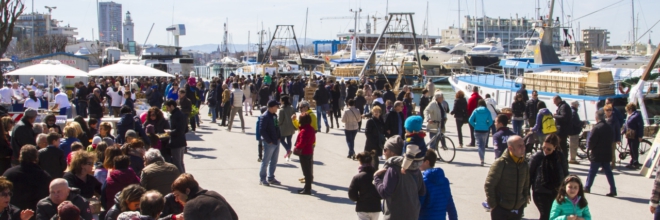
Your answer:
[4,60,89,77]
[88,60,174,77]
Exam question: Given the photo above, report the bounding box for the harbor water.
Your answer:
[412,83,456,110]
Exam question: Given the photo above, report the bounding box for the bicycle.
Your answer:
[428,121,456,163]
[576,131,651,162]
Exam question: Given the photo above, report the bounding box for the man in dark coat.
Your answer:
[525,90,540,127]
[165,100,188,173]
[10,108,37,165]
[313,81,330,133]
[516,84,529,103]
[3,145,51,211]
[88,88,104,120]
[384,101,405,138]
[584,109,617,197]
[75,82,89,118]
[259,100,282,186]
[37,133,66,179]
[418,89,431,120]
[552,95,572,162]
[36,178,92,220]
[382,84,396,105]
[172,173,238,220]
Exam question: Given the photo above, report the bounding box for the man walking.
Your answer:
[525,90,540,128]
[75,82,88,118]
[568,101,584,164]
[584,109,617,197]
[485,135,529,220]
[553,95,572,162]
[384,101,405,138]
[228,82,246,133]
[259,100,282,186]
[11,108,37,165]
[165,100,188,173]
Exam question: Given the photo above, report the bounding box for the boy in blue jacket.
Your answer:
[402,116,427,174]
[419,150,458,220]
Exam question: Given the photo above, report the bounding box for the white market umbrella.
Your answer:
[4,60,88,77]
[88,60,174,77]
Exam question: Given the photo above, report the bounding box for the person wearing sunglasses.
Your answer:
[63,151,101,200]
[0,176,34,220]
[529,134,567,220]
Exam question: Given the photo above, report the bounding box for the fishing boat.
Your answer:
[449,0,628,123]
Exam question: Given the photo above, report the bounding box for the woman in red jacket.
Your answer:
[294,113,316,195]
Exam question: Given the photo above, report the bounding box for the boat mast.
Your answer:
[458,0,461,41]
[350,9,360,61]
[474,0,477,44]
[304,7,308,53]
[631,0,636,55]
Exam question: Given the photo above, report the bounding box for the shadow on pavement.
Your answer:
[185,152,217,159]
[185,134,204,142]
[616,196,649,204]
[448,161,486,167]
[313,182,349,192]
[187,147,216,152]
[268,184,354,204]
[290,159,325,166]
[276,163,298,168]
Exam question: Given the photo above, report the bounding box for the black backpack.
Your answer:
[570,109,583,135]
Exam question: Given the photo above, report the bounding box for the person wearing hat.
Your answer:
[258,100,282,186]
[51,88,72,118]
[10,108,38,165]
[401,116,428,175]
[373,135,426,220]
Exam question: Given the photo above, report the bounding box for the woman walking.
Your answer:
[243,82,254,116]
[604,104,622,168]
[342,99,361,159]
[329,83,342,129]
[530,134,566,220]
[403,92,413,119]
[450,91,468,148]
[348,151,381,220]
[511,93,526,136]
[364,106,385,169]
[279,96,296,161]
[468,100,493,166]
[354,90,367,130]
[624,103,644,169]
[294,113,315,195]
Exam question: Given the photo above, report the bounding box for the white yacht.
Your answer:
[465,38,506,67]
[591,54,649,69]
[417,44,471,67]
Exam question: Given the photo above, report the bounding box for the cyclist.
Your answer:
[424,92,447,148]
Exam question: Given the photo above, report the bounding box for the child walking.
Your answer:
[549,175,591,220]
[348,151,381,220]
[401,116,428,174]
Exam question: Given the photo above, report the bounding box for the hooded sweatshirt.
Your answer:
[104,168,140,209]
[374,156,426,220]
[468,106,494,132]
[419,168,458,220]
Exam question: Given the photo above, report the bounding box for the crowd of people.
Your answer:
[1,70,659,219]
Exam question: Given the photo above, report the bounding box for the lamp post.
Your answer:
[44,6,57,35]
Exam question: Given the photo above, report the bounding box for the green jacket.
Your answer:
[484,149,530,210]
[549,198,591,220]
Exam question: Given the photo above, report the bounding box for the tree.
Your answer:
[33,34,68,55]
[0,0,24,85]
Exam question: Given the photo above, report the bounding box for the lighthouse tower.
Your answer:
[123,11,134,46]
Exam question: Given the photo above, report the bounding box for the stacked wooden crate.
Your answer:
[584,70,615,96]
[523,71,587,95]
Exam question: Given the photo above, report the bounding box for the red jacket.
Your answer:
[295,124,316,155]
[467,92,483,116]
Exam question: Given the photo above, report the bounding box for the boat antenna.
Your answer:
[304,7,309,51]
[143,23,155,46]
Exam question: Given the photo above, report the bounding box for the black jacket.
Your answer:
[511,101,526,118]
[569,106,583,136]
[382,90,396,104]
[529,151,566,194]
[384,111,405,138]
[348,165,382,212]
[147,88,163,108]
[451,98,468,120]
[168,108,188,148]
[346,85,358,101]
[37,146,66,179]
[206,88,217,107]
[554,101,572,136]
[419,96,430,116]
[183,188,238,220]
[0,205,23,220]
[36,188,92,220]
[525,99,540,119]
[396,91,405,101]
[63,172,101,199]
[10,118,36,164]
[143,118,170,134]
[178,97,192,116]
[364,117,385,156]
[516,88,529,103]
[2,162,51,211]
[76,86,89,102]
[588,120,614,163]
[313,85,330,106]
[258,87,270,106]
[161,193,183,218]
[354,96,367,114]
[88,95,104,119]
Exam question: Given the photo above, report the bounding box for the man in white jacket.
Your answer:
[484,94,498,148]
[228,82,246,133]
[424,92,447,148]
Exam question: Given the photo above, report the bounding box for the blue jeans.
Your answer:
[260,142,280,181]
[316,105,329,131]
[655,204,660,220]
[512,119,524,136]
[292,95,299,110]
[584,161,617,194]
[475,131,489,161]
[281,135,293,152]
[210,106,217,122]
[345,130,358,156]
[60,107,71,118]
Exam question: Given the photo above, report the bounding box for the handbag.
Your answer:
[625,128,636,140]
[293,147,303,156]
[89,197,102,214]
[489,103,501,114]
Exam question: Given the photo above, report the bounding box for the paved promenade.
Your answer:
[182,105,654,220]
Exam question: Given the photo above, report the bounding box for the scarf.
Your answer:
[509,151,524,164]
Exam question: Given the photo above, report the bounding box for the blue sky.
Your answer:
[31,0,660,47]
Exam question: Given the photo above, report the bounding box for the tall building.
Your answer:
[98,1,122,43]
[16,13,52,38]
[581,28,609,53]
[441,16,561,54]
[123,11,134,45]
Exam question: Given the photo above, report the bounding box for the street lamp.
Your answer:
[44,6,56,14]
[44,6,56,35]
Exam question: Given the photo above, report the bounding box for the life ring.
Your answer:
[618,84,630,94]
[286,65,292,71]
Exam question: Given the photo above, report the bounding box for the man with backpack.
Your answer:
[568,101,584,164]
